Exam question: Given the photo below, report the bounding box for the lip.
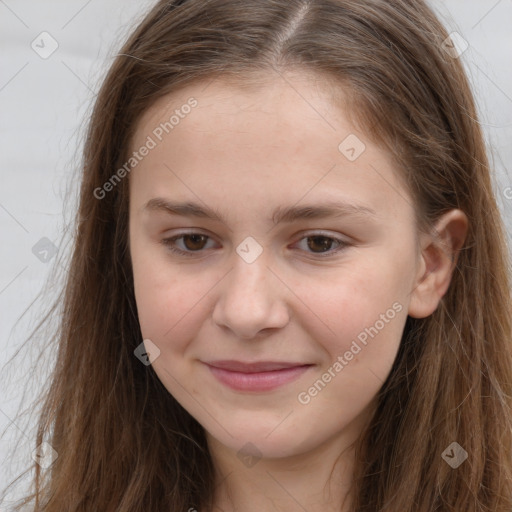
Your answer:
[203,360,313,392]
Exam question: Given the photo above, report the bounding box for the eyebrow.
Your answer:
[143,198,378,224]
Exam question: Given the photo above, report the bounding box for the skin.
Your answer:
[128,69,468,512]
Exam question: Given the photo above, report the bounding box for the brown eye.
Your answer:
[161,233,216,256]
[293,233,349,257]
[181,234,209,251]
[306,236,336,253]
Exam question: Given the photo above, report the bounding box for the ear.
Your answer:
[408,209,468,319]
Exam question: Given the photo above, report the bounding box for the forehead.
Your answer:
[128,71,414,223]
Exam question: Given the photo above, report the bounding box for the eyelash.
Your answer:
[160,232,350,258]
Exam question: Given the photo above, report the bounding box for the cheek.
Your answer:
[292,271,407,425]
[291,267,409,401]
[131,243,216,354]
[134,272,196,340]
[131,259,214,402]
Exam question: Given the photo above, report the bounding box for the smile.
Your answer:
[203,361,314,392]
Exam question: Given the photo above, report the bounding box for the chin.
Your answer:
[206,420,320,461]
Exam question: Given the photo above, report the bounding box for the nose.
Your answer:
[211,249,291,340]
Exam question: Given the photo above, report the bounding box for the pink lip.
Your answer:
[204,360,313,392]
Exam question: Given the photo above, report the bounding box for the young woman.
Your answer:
[5,0,512,510]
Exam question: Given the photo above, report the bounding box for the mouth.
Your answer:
[203,360,314,392]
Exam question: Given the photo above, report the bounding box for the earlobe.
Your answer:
[407,209,468,319]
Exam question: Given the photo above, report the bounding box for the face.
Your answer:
[128,70,423,460]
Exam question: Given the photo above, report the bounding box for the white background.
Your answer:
[1,0,511,507]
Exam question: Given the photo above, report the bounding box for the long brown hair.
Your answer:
[4,0,512,510]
